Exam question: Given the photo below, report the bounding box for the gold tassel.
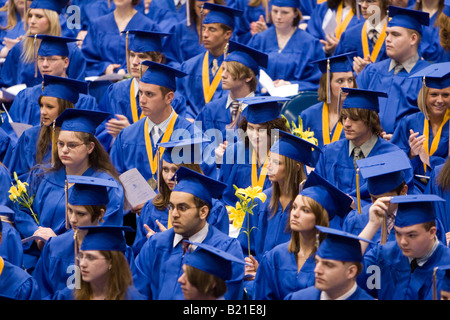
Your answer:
[74,228,79,267]
[51,120,56,167]
[199,4,204,45]
[65,178,69,230]
[356,168,361,214]
[223,42,229,60]
[380,211,387,244]
[156,148,161,193]
[186,0,191,26]
[337,88,343,116]
[432,267,438,300]
[34,34,38,78]
[125,31,130,75]
[422,76,429,121]
[326,58,331,104]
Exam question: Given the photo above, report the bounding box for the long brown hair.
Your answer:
[437,157,450,189]
[339,107,383,137]
[438,12,450,51]
[184,264,227,298]
[74,250,133,300]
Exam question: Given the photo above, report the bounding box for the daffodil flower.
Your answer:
[8,172,39,225]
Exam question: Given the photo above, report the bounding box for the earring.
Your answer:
[314,232,320,249]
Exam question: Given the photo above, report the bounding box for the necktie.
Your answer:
[394,63,404,75]
[230,101,239,122]
[181,238,190,254]
[353,147,363,168]
[211,59,219,75]
[175,0,182,9]
[152,125,161,143]
[368,29,378,46]
[386,212,395,236]
[410,258,418,273]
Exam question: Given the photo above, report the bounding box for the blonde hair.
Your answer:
[0,0,22,30]
[21,8,61,63]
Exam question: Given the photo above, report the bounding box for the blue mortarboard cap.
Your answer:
[313,52,356,74]
[357,150,411,196]
[387,6,429,34]
[172,166,227,206]
[78,225,134,252]
[184,241,246,280]
[202,3,243,29]
[225,40,268,75]
[436,264,450,292]
[41,75,88,104]
[270,130,321,166]
[238,96,290,124]
[316,225,374,262]
[54,109,110,135]
[341,87,387,112]
[30,0,68,14]
[158,137,206,164]
[300,171,353,220]
[140,60,186,91]
[67,175,118,206]
[31,35,78,57]
[444,0,450,17]
[122,30,170,53]
[270,0,300,8]
[409,62,450,89]
[391,194,445,227]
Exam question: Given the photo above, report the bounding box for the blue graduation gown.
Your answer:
[0,12,25,52]
[253,242,316,300]
[0,257,41,300]
[285,284,375,300]
[360,240,450,300]
[356,58,430,134]
[51,285,146,300]
[178,51,228,119]
[0,127,12,163]
[33,229,137,300]
[248,26,324,91]
[237,188,291,260]
[132,225,245,300]
[167,19,206,64]
[218,140,273,206]
[417,12,447,63]
[132,198,230,256]
[14,166,124,241]
[0,221,23,268]
[426,164,450,234]
[81,11,157,77]
[334,21,388,62]
[110,115,195,181]
[391,112,449,177]
[306,2,362,40]
[0,41,86,88]
[233,0,267,45]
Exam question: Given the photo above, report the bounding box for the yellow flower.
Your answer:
[8,185,19,201]
[17,180,28,195]
[291,115,319,146]
[229,202,246,230]
[235,186,267,203]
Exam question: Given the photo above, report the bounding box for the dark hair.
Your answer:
[339,108,383,136]
[238,116,290,149]
[184,264,227,298]
[437,157,450,189]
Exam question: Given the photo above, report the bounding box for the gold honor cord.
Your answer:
[361,21,387,63]
[143,114,178,184]
[423,110,450,172]
[0,257,4,277]
[202,51,224,104]
[335,2,354,40]
[130,80,145,123]
[322,102,344,145]
[251,149,269,189]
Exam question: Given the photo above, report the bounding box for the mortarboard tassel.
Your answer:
[433,267,438,300]
[326,58,331,104]
[199,4,204,45]
[51,120,56,167]
[337,88,343,118]
[380,211,387,244]
[65,179,69,230]
[156,148,161,193]
[356,168,361,214]
[422,76,429,121]
[125,31,130,75]
[34,34,38,78]
[186,0,191,26]
[223,42,229,60]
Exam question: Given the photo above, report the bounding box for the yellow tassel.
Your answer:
[34,34,38,78]
[125,31,130,75]
[51,120,56,167]
[356,168,361,214]
[326,58,331,104]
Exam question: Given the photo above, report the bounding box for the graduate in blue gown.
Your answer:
[0,206,23,268]
[426,159,450,238]
[391,63,450,189]
[0,213,40,300]
[237,131,319,261]
[251,170,353,300]
[299,52,355,166]
[33,177,135,300]
[5,35,97,128]
[110,60,195,192]
[95,30,187,151]
[15,109,124,271]
[81,0,158,77]
[0,0,26,58]
[356,6,431,136]
[233,0,268,44]
[196,40,267,147]
[358,194,450,300]
[218,96,290,206]
[314,88,411,205]
[132,167,245,300]
[177,3,243,119]
[247,0,324,91]
[52,225,144,300]
[0,0,86,88]
[3,75,93,182]
[285,226,375,300]
[132,138,229,256]
[334,0,389,73]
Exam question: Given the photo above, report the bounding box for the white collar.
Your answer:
[173,223,209,250]
[225,92,255,109]
[320,282,358,300]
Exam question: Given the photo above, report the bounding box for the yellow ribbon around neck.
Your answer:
[335,2,354,40]
[322,102,343,145]
[361,20,387,63]
[130,80,145,123]
[251,149,269,189]
[144,113,178,176]
[423,110,450,172]
[0,256,4,278]
[202,51,223,104]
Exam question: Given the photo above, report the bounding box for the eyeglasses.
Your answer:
[358,0,379,4]
[56,141,85,150]
[167,203,201,213]
[76,252,108,263]
[37,57,64,63]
